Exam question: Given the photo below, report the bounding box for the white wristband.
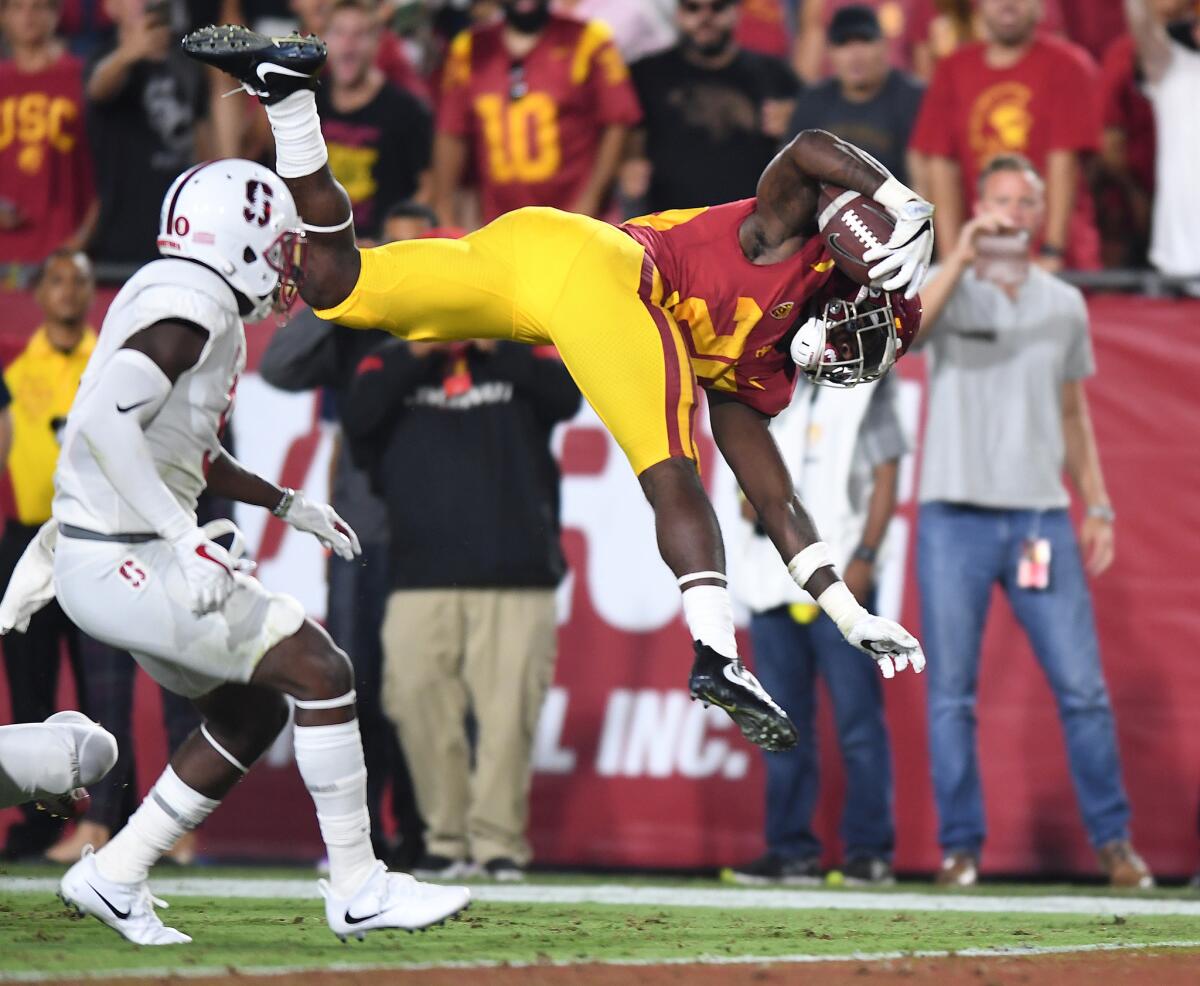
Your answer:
[817,582,869,636]
[787,542,835,590]
[873,175,920,213]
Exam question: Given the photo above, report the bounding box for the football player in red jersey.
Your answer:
[187,26,935,754]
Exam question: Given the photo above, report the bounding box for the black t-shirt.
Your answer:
[787,71,925,185]
[631,46,797,212]
[85,47,206,266]
[316,82,431,240]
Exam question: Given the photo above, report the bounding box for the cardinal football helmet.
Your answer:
[790,287,921,388]
[157,159,306,321]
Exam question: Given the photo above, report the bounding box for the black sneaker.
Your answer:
[482,857,525,883]
[411,853,472,880]
[182,25,326,105]
[724,852,822,886]
[688,641,798,752]
[842,856,895,886]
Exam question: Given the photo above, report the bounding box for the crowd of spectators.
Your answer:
[1,0,1198,879]
[0,0,1197,286]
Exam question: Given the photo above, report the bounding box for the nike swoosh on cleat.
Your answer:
[87,883,131,920]
[115,398,153,413]
[344,909,381,926]
[256,62,311,83]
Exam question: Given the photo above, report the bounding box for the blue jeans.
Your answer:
[749,606,895,861]
[917,503,1131,854]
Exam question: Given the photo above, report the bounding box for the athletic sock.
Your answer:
[263,90,327,179]
[94,767,218,884]
[681,584,738,660]
[293,719,377,898]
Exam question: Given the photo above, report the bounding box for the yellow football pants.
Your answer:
[315,207,698,475]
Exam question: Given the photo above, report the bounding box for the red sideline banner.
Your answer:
[1,292,1198,877]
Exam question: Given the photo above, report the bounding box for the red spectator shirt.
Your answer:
[437,13,642,222]
[622,199,855,417]
[1101,34,1155,194]
[909,35,1101,268]
[0,54,94,264]
[736,0,791,60]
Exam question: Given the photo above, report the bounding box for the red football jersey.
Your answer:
[0,54,94,265]
[909,34,1101,269]
[623,199,854,417]
[437,13,642,222]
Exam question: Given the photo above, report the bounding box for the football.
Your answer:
[817,184,896,288]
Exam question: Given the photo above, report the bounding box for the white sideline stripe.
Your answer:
[4,876,1200,917]
[1,940,1200,983]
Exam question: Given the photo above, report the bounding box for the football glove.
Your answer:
[170,527,251,616]
[864,199,934,300]
[279,491,361,561]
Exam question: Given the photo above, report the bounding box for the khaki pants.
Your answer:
[381,588,557,866]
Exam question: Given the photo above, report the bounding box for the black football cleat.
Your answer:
[182,25,326,105]
[688,641,798,752]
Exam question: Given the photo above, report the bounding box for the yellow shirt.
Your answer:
[4,326,96,524]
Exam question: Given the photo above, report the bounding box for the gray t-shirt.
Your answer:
[918,266,1094,509]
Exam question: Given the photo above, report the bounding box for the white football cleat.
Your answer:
[321,862,471,941]
[60,846,191,945]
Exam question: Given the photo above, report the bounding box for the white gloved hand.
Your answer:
[863,198,934,300]
[844,614,927,679]
[279,491,361,561]
[789,316,825,370]
[170,527,249,615]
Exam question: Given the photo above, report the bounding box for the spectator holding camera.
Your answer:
[0,0,96,278]
[1124,0,1200,289]
[85,0,209,268]
[915,155,1151,889]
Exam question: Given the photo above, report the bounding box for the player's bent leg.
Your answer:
[0,714,118,811]
[59,687,285,947]
[638,458,798,753]
[251,621,471,939]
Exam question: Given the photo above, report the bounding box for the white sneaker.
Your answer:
[321,861,471,941]
[60,846,191,945]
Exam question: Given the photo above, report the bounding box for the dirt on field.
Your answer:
[59,951,1200,986]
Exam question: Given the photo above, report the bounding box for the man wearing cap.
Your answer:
[786,5,924,185]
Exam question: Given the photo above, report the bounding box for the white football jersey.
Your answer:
[54,259,245,535]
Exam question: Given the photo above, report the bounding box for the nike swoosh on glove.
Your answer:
[863,199,934,300]
[170,528,251,615]
[280,491,361,561]
[844,614,926,679]
[0,519,59,634]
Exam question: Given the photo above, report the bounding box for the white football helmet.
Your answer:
[157,159,306,321]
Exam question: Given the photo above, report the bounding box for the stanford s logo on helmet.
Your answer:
[158,159,306,321]
[790,287,921,388]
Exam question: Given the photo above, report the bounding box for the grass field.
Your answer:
[2,865,1199,984]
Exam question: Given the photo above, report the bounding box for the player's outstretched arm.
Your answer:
[746,129,934,298]
[205,450,360,561]
[710,393,925,679]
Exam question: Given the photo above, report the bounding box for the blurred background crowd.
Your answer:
[0,0,1198,888]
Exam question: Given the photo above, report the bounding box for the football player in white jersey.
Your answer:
[0,159,470,946]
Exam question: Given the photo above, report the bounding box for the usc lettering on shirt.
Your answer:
[0,55,94,264]
[4,326,96,524]
[437,13,641,221]
[623,199,852,417]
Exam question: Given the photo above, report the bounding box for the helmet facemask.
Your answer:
[790,291,900,388]
[263,227,308,319]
